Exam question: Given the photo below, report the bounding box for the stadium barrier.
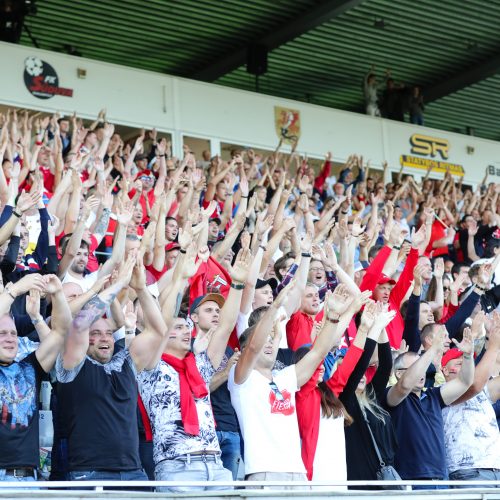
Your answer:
[1,480,500,499]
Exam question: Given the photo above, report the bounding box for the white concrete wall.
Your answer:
[1,41,499,185]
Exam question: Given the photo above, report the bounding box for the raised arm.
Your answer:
[98,202,132,277]
[234,280,292,384]
[61,255,135,370]
[386,329,445,407]
[282,232,312,317]
[128,260,168,372]
[0,189,41,246]
[35,275,72,372]
[57,195,100,278]
[453,314,500,404]
[207,247,251,369]
[404,264,424,353]
[440,328,475,405]
[295,285,358,387]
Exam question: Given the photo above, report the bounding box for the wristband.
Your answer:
[179,248,187,254]
[341,210,348,214]
[392,245,401,250]
[301,252,311,258]
[475,284,488,292]
[12,210,22,218]
[463,353,472,360]
[31,318,42,326]
[5,285,16,301]
[157,154,166,158]
[259,245,267,252]
[327,316,340,324]
[241,195,248,199]
[231,282,245,290]
[35,141,43,146]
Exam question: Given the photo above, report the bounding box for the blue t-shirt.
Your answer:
[383,386,447,479]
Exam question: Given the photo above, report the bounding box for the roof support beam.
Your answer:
[190,0,364,81]
[425,53,500,103]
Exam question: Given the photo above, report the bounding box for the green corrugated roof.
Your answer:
[18,0,500,140]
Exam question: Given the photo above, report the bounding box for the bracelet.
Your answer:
[157,154,166,158]
[327,316,340,324]
[341,210,348,214]
[241,195,248,199]
[463,353,472,360]
[392,245,401,250]
[179,248,187,254]
[5,285,16,301]
[301,252,311,258]
[35,141,43,146]
[259,245,267,252]
[12,210,22,218]
[31,318,42,326]
[231,282,245,290]
[475,284,488,292]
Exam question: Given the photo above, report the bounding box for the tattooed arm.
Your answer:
[92,207,112,246]
[62,256,135,370]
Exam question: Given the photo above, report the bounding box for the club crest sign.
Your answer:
[274,106,300,145]
[23,57,73,99]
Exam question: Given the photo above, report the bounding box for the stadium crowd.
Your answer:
[0,108,499,492]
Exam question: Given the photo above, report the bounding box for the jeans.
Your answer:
[0,468,37,489]
[450,468,500,487]
[139,438,155,480]
[246,471,308,490]
[155,454,233,493]
[412,481,449,490]
[69,468,148,490]
[216,430,241,480]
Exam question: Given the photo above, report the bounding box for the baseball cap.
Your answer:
[190,293,225,315]
[209,217,221,225]
[377,274,396,286]
[441,348,464,368]
[256,278,278,291]
[165,242,180,252]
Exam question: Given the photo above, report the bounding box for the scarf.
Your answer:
[162,352,208,435]
[137,352,209,440]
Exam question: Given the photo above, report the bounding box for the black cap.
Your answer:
[256,278,278,290]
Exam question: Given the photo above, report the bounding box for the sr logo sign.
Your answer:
[410,134,449,160]
[23,57,73,99]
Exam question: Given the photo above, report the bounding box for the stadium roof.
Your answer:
[17,0,500,141]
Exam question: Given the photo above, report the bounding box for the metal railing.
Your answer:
[1,479,500,491]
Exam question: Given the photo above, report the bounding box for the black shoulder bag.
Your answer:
[363,411,405,490]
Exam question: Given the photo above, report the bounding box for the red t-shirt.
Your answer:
[286,310,324,350]
[425,219,449,258]
[128,189,155,224]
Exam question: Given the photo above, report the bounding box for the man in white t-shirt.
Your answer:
[441,318,500,484]
[228,282,355,486]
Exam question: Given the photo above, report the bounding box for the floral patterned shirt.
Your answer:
[137,350,219,464]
